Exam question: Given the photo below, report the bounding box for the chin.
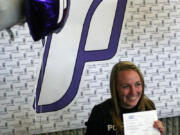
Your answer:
[127,102,138,108]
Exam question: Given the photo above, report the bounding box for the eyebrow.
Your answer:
[118,81,141,85]
[136,81,141,83]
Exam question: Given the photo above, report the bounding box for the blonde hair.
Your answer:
[110,61,145,133]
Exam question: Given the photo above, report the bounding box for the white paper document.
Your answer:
[123,110,160,135]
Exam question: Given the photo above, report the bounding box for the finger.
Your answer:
[153,121,165,134]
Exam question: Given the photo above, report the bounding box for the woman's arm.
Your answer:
[85,106,104,135]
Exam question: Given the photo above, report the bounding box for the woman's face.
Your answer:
[116,70,143,109]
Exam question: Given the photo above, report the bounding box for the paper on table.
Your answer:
[123,110,160,135]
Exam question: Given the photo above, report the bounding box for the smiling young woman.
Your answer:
[85,61,164,135]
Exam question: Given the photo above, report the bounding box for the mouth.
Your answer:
[127,96,139,102]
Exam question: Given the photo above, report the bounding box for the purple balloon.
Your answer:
[26,0,70,41]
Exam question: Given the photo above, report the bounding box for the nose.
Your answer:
[129,86,136,95]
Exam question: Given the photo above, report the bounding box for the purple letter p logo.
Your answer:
[34,0,127,113]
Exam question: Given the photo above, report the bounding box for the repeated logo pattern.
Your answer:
[0,24,43,134]
[0,0,180,134]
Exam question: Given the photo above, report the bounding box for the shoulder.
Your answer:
[143,96,156,110]
[94,98,112,110]
[85,99,115,135]
[86,98,112,123]
[89,98,112,118]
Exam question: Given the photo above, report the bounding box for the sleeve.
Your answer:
[85,105,104,135]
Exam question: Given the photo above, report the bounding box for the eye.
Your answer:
[136,82,142,87]
[121,84,130,89]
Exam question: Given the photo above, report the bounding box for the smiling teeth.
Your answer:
[128,97,136,100]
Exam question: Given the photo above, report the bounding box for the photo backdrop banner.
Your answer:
[0,0,180,134]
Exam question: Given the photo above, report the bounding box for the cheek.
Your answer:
[117,88,129,98]
[137,88,143,96]
[138,87,143,93]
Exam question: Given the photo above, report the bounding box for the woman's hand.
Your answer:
[153,120,164,135]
